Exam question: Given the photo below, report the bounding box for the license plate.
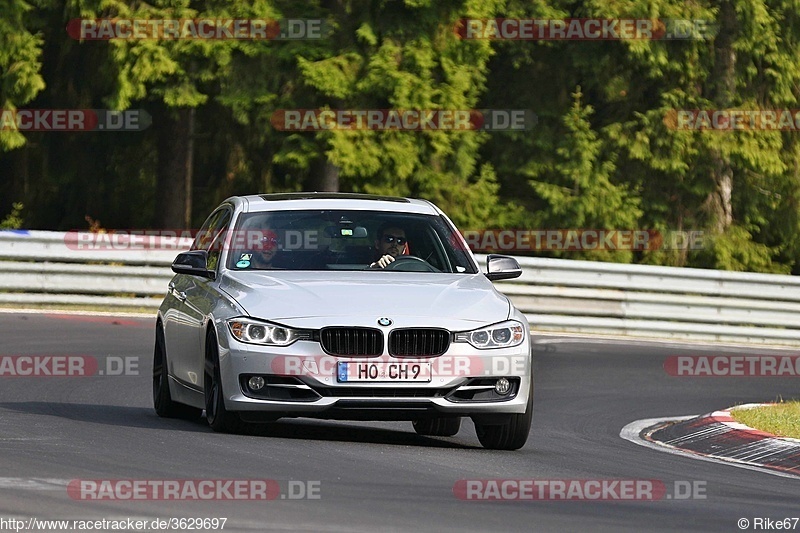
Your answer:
[337,362,431,383]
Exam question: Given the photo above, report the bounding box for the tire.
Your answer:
[153,326,202,419]
[474,380,533,450]
[204,329,244,433]
[412,417,461,437]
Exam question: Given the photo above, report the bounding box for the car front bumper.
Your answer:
[217,333,532,420]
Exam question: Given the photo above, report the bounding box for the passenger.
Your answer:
[237,230,280,269]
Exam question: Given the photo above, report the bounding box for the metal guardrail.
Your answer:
[2,230,799,345]
[0,230,182,309]
[492,258,800,344]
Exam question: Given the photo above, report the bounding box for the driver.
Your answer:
[369,224,407,268]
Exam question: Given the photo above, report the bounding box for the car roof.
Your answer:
[233,192,441,215]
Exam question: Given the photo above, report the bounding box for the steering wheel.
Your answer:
[383,255,439,272]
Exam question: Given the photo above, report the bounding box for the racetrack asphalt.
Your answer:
[0,312,798,532]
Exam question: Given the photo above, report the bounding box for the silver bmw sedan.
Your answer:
[154,193,533,450]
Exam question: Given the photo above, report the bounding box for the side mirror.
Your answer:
[485,254,522,281]
[172,250,215,279]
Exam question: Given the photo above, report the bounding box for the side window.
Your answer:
[193,210,224,251]
[206,210,232,272]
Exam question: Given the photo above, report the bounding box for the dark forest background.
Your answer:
[3,0,800,273]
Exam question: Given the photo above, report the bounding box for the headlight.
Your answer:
[454,320,525,349]
[227,318,307,346]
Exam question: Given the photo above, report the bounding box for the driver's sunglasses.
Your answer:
[382,234,407,246]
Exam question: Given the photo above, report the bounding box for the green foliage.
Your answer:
[524,89,642,262]
[0,0,45,150]
[3,0,800,273]
[0,202,24,229]
[281,0,518,228]
[694,225,790,273]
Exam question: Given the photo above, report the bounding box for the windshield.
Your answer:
[225,209,477,274]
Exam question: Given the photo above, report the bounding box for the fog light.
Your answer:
[494,377,511,395]
[248,376,266,391]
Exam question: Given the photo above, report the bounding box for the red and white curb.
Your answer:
[621,405,800,479]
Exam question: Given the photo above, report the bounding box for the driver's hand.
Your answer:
[371,254,395,268]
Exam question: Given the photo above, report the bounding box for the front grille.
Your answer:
[320,327,383,356]
[389,328,450,357]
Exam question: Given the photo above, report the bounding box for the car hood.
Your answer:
[219,271,510,329]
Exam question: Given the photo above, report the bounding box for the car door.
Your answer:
[165,207,232,390]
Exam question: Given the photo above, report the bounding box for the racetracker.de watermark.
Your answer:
[0,356,138,377]
[665,109,800,131]
[63,229,313,251]
[0,109,150,132]
[455,18,715,40]
[453,479,707,500]
[67,18,328,40]
[67,479,321,500]
[665,355,800,377]
[460,229,705,252]
[270,354,529,380]
[65,230,196,251]
[270,109,537,131]
[62,228,706,253]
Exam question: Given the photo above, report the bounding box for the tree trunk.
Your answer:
[184,108,195,228]
[155,106,193,229]
[6,145,30,203]
[706,0,737,233]
[308,158,340,191]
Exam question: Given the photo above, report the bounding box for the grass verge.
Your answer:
[731,401,800,439]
